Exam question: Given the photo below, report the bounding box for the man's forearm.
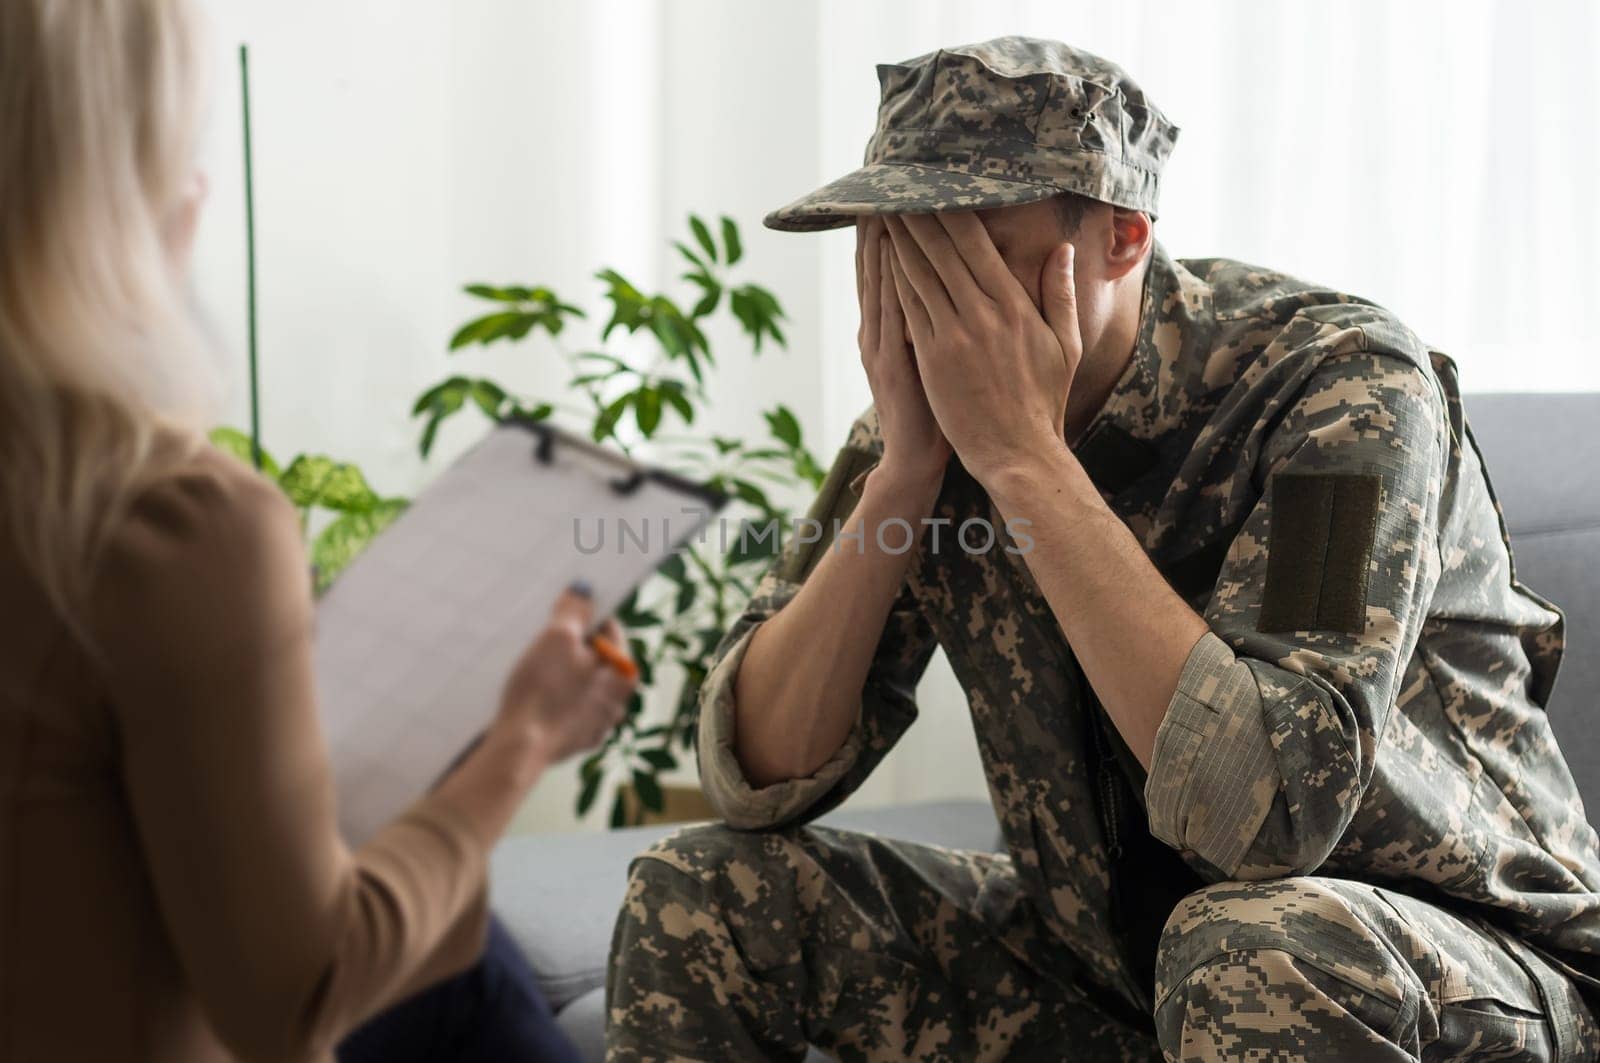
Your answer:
[983,444,1209,768]
[733,460,944,787]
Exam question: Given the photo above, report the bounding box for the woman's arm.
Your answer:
[91,450,624,1061]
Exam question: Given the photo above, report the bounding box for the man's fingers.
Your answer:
[900,213,989,314]
[884,216,955,324]
[861,222,883,352]
[1041,242,1082,359]
[877,238,909,355]
[887,244,933,349]
[854,221,866,311]
[936,212,1020,303]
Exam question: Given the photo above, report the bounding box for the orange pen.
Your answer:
[589,633,639,681]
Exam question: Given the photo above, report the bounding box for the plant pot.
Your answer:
[618,781,716,827]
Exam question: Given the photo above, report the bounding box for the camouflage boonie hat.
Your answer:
[764,36,1179,233]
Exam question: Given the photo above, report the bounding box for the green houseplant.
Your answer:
[412,215,823,827]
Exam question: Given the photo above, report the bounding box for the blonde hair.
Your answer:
[0,0,220,638]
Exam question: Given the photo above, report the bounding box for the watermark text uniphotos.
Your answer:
[572,509,1034,558]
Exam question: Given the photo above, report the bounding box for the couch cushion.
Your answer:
[490,798,1001,1012]
[1461,393,1600,814]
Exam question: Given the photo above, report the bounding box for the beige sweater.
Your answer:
[0,445,489,1062]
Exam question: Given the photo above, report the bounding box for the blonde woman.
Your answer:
[0,2,632,1060]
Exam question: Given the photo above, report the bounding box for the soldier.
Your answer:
[607,36,1600,1062]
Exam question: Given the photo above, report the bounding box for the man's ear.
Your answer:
[1104,208,1152,281]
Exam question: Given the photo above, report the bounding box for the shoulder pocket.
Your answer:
[1259,472,1380,634]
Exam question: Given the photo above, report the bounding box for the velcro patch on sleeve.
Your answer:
[776,444,879,585]
[1258,472,1381,634]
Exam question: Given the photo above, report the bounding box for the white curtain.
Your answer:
[191,0,1600,831]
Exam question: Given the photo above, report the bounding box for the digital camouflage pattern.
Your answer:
[606,241,1600,1060]
[763,36,1179,233]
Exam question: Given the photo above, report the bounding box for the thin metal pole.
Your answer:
[240,44,262,470]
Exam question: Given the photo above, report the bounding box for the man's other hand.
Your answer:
[884,212,1080,485]
[856,217,951,482]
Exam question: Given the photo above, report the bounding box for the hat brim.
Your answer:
[762,162,1065,233]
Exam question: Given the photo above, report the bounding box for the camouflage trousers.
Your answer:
[606,817,1598,1061]
[606,647,1595,1060]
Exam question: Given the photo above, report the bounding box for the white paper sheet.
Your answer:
[316,421,722,844]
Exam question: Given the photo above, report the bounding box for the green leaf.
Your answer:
[609,790,627,828]
[593,394,631,443]
[720,216,742,265]
[689,215,717,264]
[673,241,709,272]
[640,748,677,772]
[690,286,720,319]
[418,414,444,459]
[412,377,470,457]
[278,455,380,513]
[310,499,407,592]
[674,578,697,613]
[794,447,826,488]
[632,770,664,813]
[458,285,586,343]
[411,376,468,417]
[728,284,789,352]
[764,405,802,449]
[728,520,782,564]
[616,594,662,629]
[658,380,695,424]
[657,552,688,583]
[448,311,524,350]
[729,478,772,511]
[209,426,280,478]
[464,283,532,302]
[577,762,604,815]
[514,402,554,422]
[595,268,649,340]
[577,351,634,371]
[634,387,663,437]
[469,379,506,419]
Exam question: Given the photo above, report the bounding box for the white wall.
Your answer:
[191,1,1599,835]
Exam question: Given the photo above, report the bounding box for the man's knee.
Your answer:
[624,821,808,905]
[614,823,809,974]
[1153,878,1411,1059]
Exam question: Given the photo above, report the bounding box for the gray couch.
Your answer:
[489,392,1600,1060]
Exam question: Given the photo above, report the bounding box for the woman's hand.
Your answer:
[491,584,636,765]
[857,217,951,482]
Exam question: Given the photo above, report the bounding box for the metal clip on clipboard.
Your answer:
[513,414,727,506]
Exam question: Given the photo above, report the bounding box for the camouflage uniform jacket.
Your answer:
[696,241,1600,987]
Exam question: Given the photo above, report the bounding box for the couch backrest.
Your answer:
[1462,393,1600,816]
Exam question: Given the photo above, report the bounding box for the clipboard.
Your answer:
[316,416,726,844]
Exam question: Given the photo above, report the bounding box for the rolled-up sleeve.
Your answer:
[696,409,937,830]
[697,622,873,829]
[1144,349,1448,881]
[1145,631,1280,877]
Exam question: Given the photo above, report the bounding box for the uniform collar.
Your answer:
[1072,242,1212,495]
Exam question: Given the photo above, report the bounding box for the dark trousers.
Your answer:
[338,914,581,1063]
